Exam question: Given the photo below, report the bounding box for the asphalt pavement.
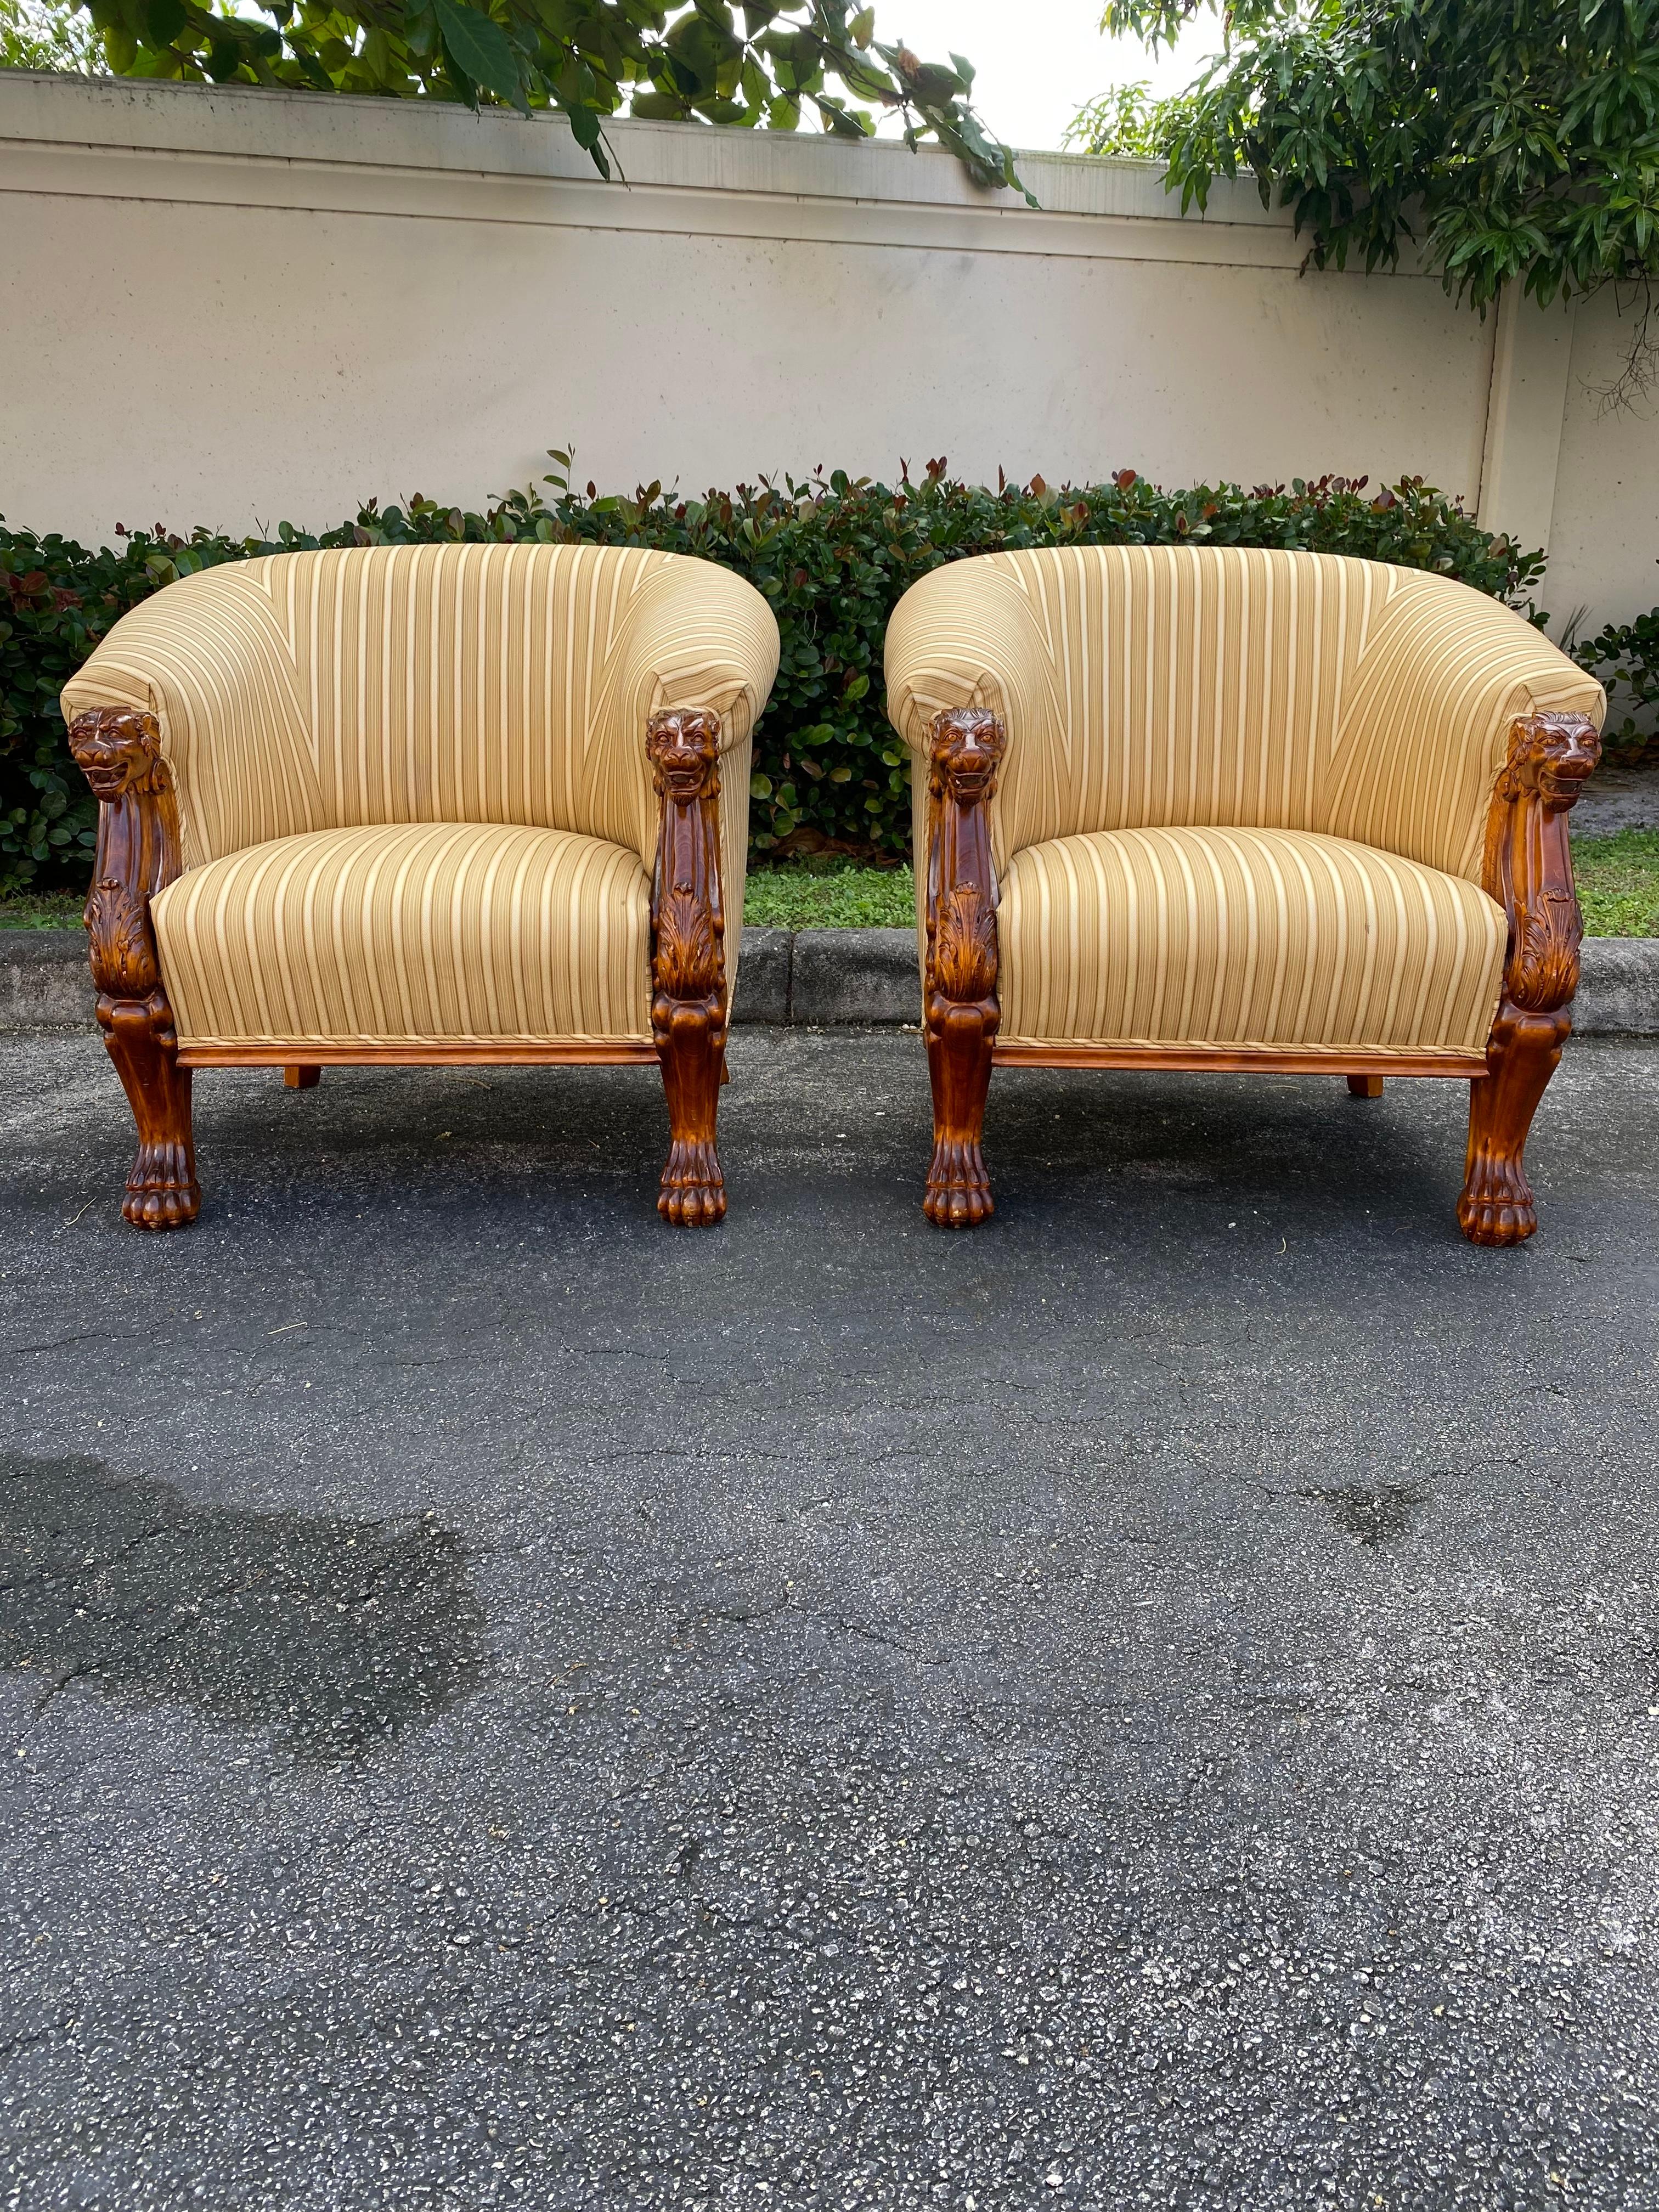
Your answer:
[3,1026,1657,2211]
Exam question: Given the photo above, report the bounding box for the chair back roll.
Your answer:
[884,546,1601,883]
[61,543,781,907]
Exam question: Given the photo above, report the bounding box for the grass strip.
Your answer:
[6,840,1655,936]
[1573,828,1659,938]
[742,863,915,930]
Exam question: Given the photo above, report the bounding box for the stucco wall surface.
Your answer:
[0,69,1647,633]
[2,74,1492,543]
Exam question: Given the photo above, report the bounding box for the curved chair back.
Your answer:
[63,542,779,889]
[885,545,1599,881]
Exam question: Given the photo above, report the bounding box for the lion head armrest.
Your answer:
[1485,709,1602,1015]
[595,558,781,875]
[884,560,1053,877]
[60,563,321,872]
[1319,574,1606,882]
[66,706,179,1002]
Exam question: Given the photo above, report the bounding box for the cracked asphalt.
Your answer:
[2,1025,1658,2211]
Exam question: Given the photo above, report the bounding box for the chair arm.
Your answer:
[1319,580,1605,881]
[1483,710,1603,1016]
[598,557,781,864]
[885,560,1054,871]
[60,565,320,873]
[61,705,201,1225]
[64,706,183,1006]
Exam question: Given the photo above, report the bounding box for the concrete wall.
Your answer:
[1543,288,1659,630]
[0,71,1649,629]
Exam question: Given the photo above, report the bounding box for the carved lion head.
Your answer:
[1504,712,1602,809]
[646,708,722,804]
[929,707,1006,805]
[66,707,170,802]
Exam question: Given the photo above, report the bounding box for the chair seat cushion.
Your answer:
[153,823,652,1047]
[998,826,1508,1056]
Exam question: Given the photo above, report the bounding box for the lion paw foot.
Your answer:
[1457,1160,1537,1247]
[659,1141,726,1227]
[123,1143,200,1231]
[924,1139,994,1228]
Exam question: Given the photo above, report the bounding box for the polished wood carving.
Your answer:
[1459,709,1601,1246]
[647,707,728,1226]
[67,707,200,1229]
[922,706,1007,1226]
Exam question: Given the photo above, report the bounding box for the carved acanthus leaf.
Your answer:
[929,881,998,1004]
[84,876,159,999]
[1510,887,1582,1012]
[654,883,721,1000]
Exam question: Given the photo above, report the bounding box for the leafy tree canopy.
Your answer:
[1077,0,1659,393]
[0,0,102,68]
[11,0,1028,200]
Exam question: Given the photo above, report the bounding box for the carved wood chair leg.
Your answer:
[920,704,1007,1229]
[1458,1009,1568,1246]
[101,997,200,1230]
[1457,707,1601,1248]
[647,707,729,1228]
[924,1001,996,1227]
[66,706,200,1232]
[284,1064,321,1089]
[656,1004,726,1226]
[1346,1074,1385,1099]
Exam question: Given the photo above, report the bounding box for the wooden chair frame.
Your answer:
[919,704,1603,1246]
[66,704,732,1231]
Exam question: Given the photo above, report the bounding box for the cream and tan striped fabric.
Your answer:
[887,547,1602,1053]
[63,544,778,1046]
[1000,827,1508,1054]
[886,546,1601,881]
[153,823,651,1048]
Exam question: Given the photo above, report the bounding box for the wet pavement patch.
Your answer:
[0,1453,483,1758]
[1296,1480,1435,1547]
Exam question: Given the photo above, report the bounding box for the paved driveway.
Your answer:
[3,1029,1657,2210]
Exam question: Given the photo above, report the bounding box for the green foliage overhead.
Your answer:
[2,465,1545,893]
[1089,0,1659,394]
[1065,78,1193,162]
[31,0,1029,198]
[0,0,100,69]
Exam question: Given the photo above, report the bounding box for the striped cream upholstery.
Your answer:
[1000,827,1508,1055]
[887,547,1603,1053]
[153,823,651,1048]
[887,546,1601,880]
[62,544,778,1046]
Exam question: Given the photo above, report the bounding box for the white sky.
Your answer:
[868,0,1221,153]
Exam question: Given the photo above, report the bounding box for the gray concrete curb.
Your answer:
[6,923,1657,1036]
[1,928,95,1032]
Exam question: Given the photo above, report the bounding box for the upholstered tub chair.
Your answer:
[885,546,1604,1244]
[62,543,779,1228]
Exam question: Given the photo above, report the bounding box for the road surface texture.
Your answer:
[3,1027,1657,2211]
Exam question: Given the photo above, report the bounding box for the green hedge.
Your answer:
[2,465,1548,895]
[1575,595,1659,765]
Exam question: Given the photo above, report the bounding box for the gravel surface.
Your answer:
[1572,766,1659,838]
[3,1028,1657,2211]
